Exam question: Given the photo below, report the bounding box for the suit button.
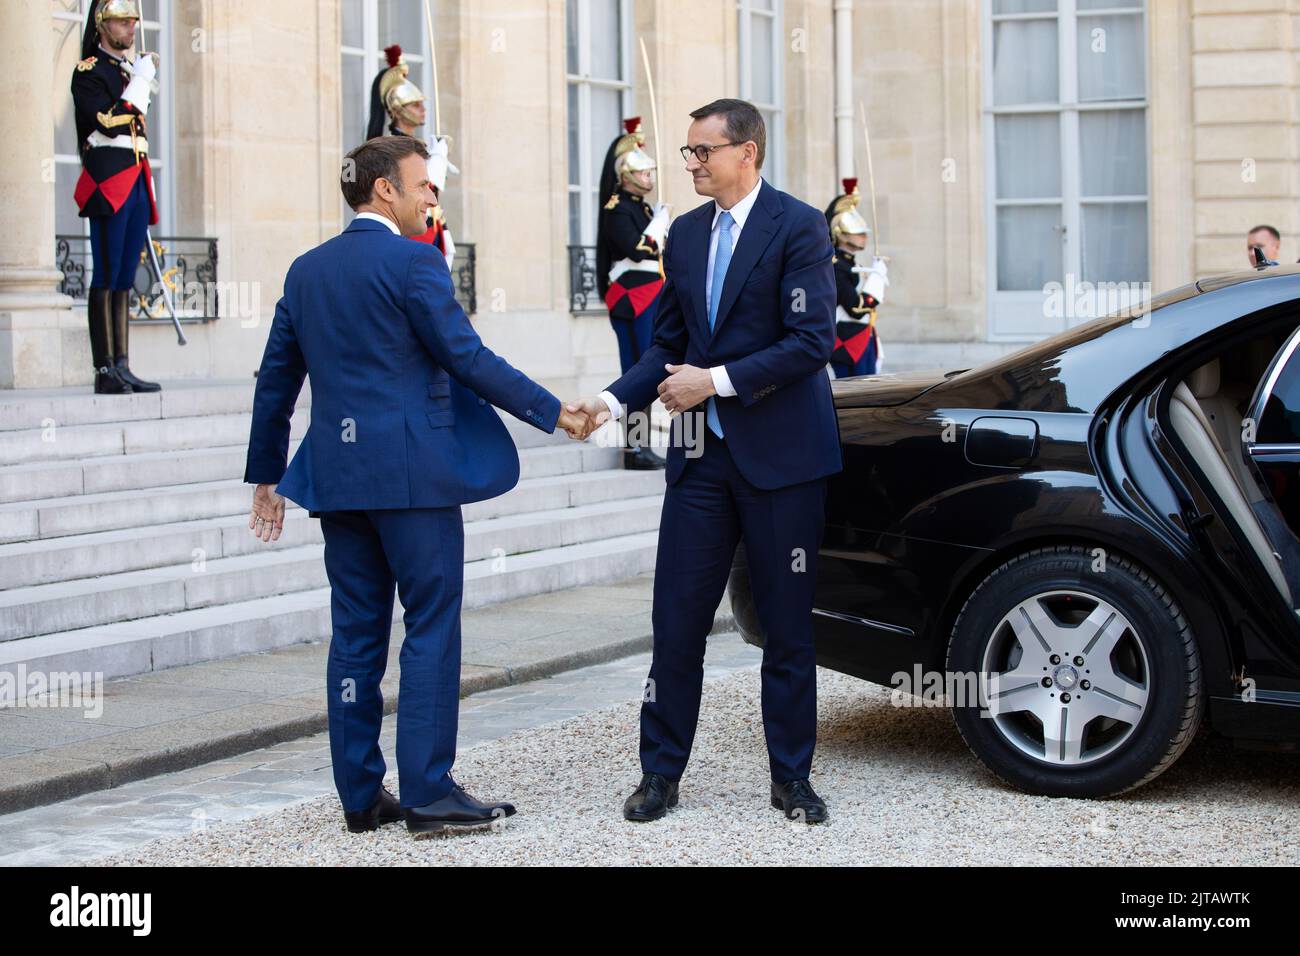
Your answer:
[478,398,486,406]
[526,408,533,415]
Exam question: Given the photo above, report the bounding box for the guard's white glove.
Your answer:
[425,136,459,193]
[442,225,456,273]
[642,202,671,248]
[120,52,158,115]
[862,255,889,306]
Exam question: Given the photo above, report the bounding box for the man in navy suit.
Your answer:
[244,136,594,835]
[574,99,842,823]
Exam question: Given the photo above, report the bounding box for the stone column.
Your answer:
[0,1,73,388]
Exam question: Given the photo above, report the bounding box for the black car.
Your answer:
[730,264,1300,798]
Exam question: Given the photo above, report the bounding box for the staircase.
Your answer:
[0,380,664,683]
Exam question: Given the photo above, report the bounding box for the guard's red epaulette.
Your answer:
[76,55,98,72]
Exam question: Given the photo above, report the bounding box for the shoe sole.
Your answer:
[406,813,512,837]
[345,815,402,833]
[770,797,828,823]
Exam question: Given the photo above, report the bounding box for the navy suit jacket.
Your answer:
[607,180,843,490]
[244,217,561,511]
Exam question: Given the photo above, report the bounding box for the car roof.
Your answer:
[939,267,1300,414]
[1197,261,1300,293]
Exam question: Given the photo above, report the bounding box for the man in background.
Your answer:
[1247,224,1282,267]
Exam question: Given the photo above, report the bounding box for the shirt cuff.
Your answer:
[710,365,736,398]
[597,390,623,421]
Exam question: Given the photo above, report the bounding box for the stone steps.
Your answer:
[0,494,663,640]
[0,530,660,682]
[0,379,664,682]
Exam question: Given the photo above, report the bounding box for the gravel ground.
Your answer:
[92,669,1300,866]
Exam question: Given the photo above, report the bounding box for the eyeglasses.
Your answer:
[679,142,741,164]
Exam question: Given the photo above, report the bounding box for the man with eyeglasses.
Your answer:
[568,98,842,824]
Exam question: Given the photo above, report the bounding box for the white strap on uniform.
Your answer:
[87,130,149,153]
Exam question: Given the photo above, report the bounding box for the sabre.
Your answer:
[135,25,186,345]
[858,101,882,260]
[422,0,442,138]
[638,37,662,203]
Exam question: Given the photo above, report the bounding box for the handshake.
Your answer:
[556,396,612,441]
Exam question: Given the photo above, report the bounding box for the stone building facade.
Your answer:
[3,0,1298,390]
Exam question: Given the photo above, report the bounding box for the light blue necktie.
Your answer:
[705,210,734,438]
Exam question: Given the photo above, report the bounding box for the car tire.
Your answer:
[946,545,1203,798]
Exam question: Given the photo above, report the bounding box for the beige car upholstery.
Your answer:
[1169,360,1294,606]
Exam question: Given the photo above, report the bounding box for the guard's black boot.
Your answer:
[110,289,161,392]
[88,288,132,395]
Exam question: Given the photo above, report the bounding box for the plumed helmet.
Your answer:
[96,0,141,25]
[825,177,869,245]
[613,117,656,179]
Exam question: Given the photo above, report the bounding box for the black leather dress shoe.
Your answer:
[343,785,403,833]
[623,448,667,470]
[403,783,516,835]
[623,772,679,822]
[771,779,828,823]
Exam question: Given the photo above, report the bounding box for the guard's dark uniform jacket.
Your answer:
[830,250,877,369]
[71,51,157,224]
[597,188,663,322]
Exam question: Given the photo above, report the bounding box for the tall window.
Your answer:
[340,0,432,217]
[983,0,1148,339]
[738,0,783,188]
[566,0,632,245]
[52,0,173,235]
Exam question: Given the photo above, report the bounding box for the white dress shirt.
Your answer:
[354,211,401,235]
[599,176,764,420]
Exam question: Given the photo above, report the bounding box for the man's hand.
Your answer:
[557,405,590,440]
[249,484,285,543]
[657,364,715,414]
[559,398,611,440]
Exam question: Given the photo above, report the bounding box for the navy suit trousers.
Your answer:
[319,506,464,811]
[641,433,827,783]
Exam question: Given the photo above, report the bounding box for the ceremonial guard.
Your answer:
[824,178,889,378]
[71,0,161,394]
[367,45,457,269]
[596,118,670,470]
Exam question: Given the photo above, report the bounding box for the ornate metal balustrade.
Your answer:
[55,234,219,324]
[453,242,476,316]
[568,244,603,314]
[55,235,476,320]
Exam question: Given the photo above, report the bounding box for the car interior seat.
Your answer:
[1169,358,1296,609]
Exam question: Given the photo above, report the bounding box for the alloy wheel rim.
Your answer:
[979,589,1151,767]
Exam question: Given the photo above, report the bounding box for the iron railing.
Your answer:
[567,244,603,314]
[55,234,219,323]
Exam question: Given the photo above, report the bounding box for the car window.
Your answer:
[1254,329,1300,445]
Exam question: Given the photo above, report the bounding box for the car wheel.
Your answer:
[946,545,1203,798]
